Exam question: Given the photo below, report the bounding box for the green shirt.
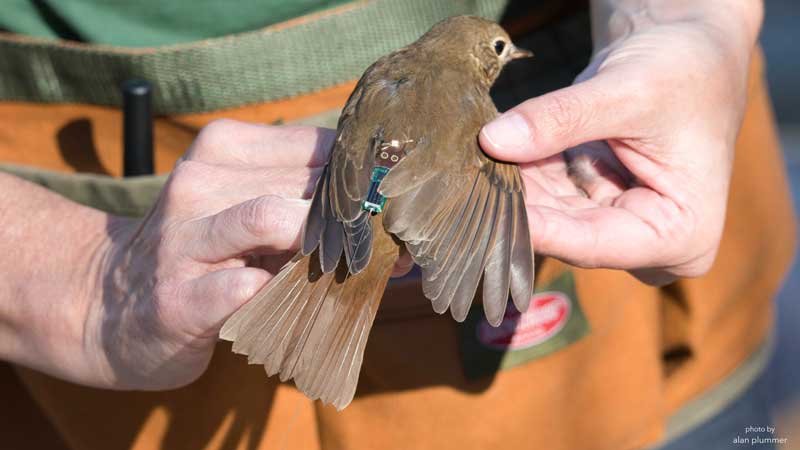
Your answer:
[0,0,351,47]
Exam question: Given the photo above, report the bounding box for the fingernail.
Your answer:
[481,112,531,155]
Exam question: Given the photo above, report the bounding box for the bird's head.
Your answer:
[417,15,533,87]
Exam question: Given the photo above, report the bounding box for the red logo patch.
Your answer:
[477,292,571,351]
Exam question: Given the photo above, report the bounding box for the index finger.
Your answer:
[185,119,336,168]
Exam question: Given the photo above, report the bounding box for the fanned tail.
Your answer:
[220,216,399,410]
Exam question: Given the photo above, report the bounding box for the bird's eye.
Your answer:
[493,40,506,55]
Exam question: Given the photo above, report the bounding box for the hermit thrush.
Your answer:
[221,15,535,410]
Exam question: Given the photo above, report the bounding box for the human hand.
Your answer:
[0,120,415,390]
[85,121,336,390]
[479,1,762,285]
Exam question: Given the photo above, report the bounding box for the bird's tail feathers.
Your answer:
[220,244,396,410]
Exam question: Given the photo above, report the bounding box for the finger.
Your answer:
[184,195,309,262]
[170,159,321,210]
[187,120,335,168]
[178,267,270,335]
[210,166,320,202]
[479,72,644,162]
[522,154,579,197]
[165,160,321,219]
[519,170,566,209]
[173,159,321,198]
[527,198,675,270]
[519,164,595,210]
[246,252,294,276]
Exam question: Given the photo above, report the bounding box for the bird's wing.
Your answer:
[379,102,534,326]
[303,60,535,319]
[302,58,417,274]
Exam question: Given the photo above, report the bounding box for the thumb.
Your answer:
[480,74,632,162]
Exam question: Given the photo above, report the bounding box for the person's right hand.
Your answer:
[84,120,336,390]
[3,120,415,390]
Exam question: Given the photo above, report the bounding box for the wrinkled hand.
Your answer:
[480,2,760,285]
[86,121,335,389]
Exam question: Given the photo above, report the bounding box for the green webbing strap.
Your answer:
[0,164,165,217]
[0,0,507,114]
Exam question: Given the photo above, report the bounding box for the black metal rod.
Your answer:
[121,79,154,177]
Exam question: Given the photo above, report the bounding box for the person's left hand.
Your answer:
[479,2,761,285]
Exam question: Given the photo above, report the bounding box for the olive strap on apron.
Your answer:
[0,163,164,217]
[0,0,507,114]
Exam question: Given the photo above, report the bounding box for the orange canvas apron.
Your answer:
[0,4,795,450]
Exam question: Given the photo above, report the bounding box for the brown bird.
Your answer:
[220,15,535,410]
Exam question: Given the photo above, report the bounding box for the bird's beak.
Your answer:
[508,44,534,60]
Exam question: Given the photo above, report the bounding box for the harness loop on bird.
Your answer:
[362,139,411,214]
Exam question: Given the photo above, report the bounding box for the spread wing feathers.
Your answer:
[329,68,403,224]
[328,78,373,222]
[303,165,344,273]
[303,154,374,274]
[383,157,533,326]
[220,223,398,410]
[508,193,534,314]
[305,64,412,275]
[342,212,373,272]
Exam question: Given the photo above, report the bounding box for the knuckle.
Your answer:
[239,196,280,238]
[671,256,715,279]
[189,119,241,159]
[171,159,203,180]
[159,222,185,255]
[690,258,715,277]
[682,239,721,278]
[201,118,239,139]
[166,160,208,200]
[153,278,179,307]
[274,167,319,198]
[227,272,261,304]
